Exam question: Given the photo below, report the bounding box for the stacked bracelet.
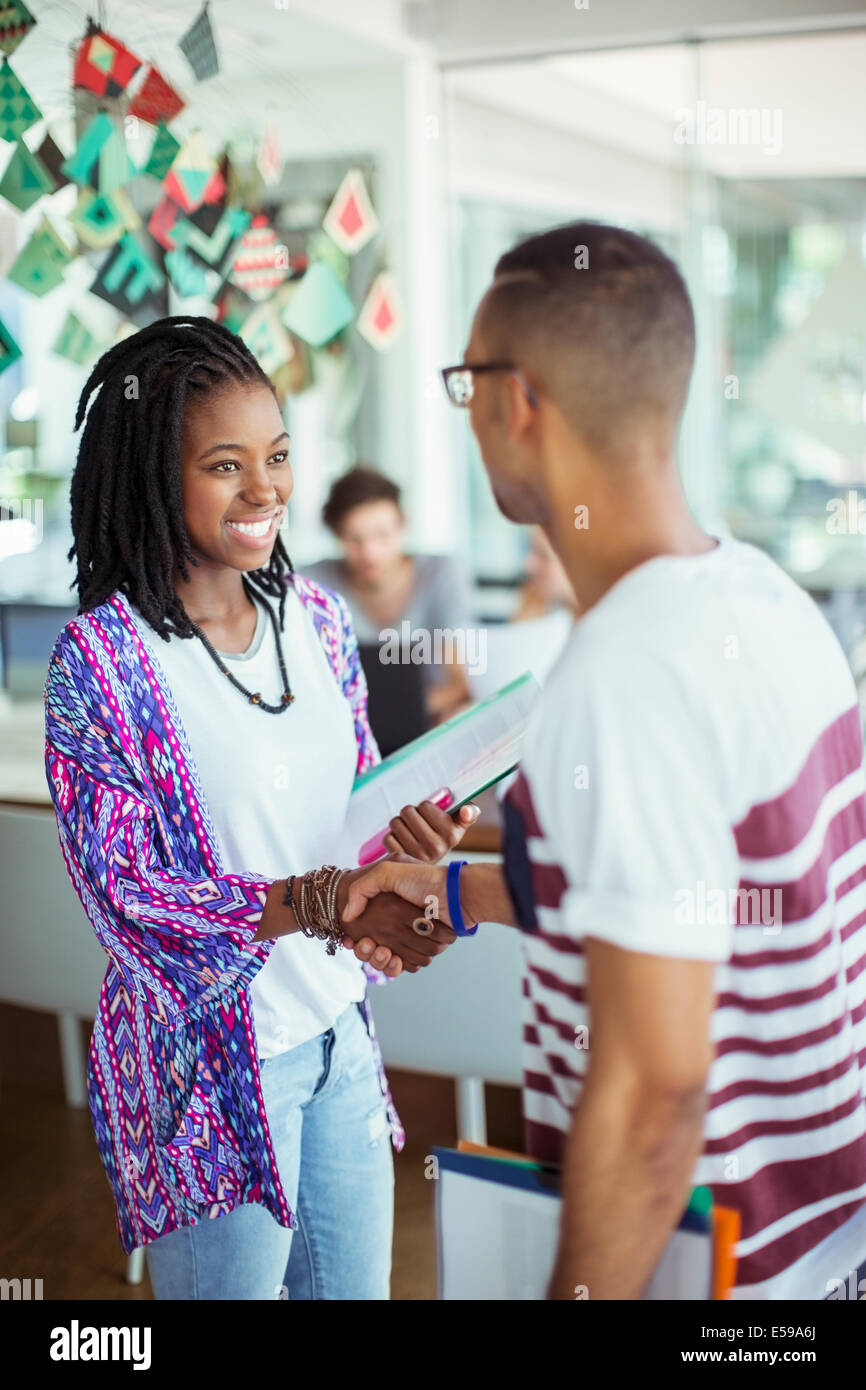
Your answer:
[283,866,347,955]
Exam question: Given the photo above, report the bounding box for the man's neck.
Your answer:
[547,457,716,616]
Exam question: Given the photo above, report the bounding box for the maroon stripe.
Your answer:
[527,959,586,1006]
[717,967,838,1015]
[735,1197,866,1289]
[529,924,585,957]
[524,1117,566,1165]
[704,1089,864,1157]
[530,861,568,911]
[708,1055,859,1110]
[524,1068,559,1099]
[733,706,863,857]
[712,1132,866,1241]
[715,1013,848,1059]
[739,799,866,925]
[841,908,866,942]
[526,995,588,1046]
[730,924,834,970]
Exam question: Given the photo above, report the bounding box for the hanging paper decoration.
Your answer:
[148,196,180,250]
[73,21,141,98]
[257,122,282,188]
[179,2,219,82]
[128,64,185,126]
[172,204,250,271]
[357,271,405,351]
[0,57,40,142]
[61,112,136,195]
[0,313,21,373]
[163,130,223,213]
[70,186,140,250]
[0,2,35,56]
[52,310,100,366]
[306,229,349,284]
[282,260,355,348]
[0,139,55,210]
[144,122,180,181]
[239,301,293,378]
[230,216,288,301]
[89,231,166,322]
[35,132,71,190]
[7,216,72,296]
[322,168,378,256]
[164,246,215,299]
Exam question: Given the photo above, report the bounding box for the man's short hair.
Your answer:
[480,222,696,460]
[322,464,402,534]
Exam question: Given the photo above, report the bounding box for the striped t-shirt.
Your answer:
[503,535,866,1299]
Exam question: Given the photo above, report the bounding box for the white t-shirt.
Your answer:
[504,534,866,1298]
[129,585,366,1056]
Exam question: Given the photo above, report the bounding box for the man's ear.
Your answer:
[504,372,536,444]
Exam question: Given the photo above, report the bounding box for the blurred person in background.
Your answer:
[305,466,474,730]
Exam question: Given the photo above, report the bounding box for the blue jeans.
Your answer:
[144,1001,395,1299]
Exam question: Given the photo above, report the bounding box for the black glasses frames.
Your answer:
[441,362,540,409]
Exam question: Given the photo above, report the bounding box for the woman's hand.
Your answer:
[336,863,455,978]
[383,798,479,862]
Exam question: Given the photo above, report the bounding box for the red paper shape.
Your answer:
[73,25,142,98]
[357,271,404,351]
[148,195,181,250]
[128,65,185,126]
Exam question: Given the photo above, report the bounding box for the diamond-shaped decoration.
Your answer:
[239,301,293,378]
[0,312,21,372]
[356,271,404,351]
[89,231,166,322]
[179,2,219,82]
[281,260,355,349]
[128,63,185,126]
[73,22,141,98]
[0,138,55,210]
[61,112,136,195]
[163,130,223,213]
[322,168,378,256]
[7,216,72,296]
[229,215,288,302]
[52,310,100,366]
[0,56,40,142]
[0,1,35,56]
[144,122,180,181]
[70,186,140,250]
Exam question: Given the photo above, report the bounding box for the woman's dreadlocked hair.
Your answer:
[67,315,294,641]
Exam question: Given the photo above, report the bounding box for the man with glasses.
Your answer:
[343,220,866,1302]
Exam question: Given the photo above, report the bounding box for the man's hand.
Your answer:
[383,798,479,861]
[341,857,453,973]
[336,863,455,977]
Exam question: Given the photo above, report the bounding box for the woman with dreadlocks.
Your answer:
[43,316,475,1299]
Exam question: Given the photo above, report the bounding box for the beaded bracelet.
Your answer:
[283,866,347,955]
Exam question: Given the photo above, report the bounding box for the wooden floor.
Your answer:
[0,1001,522,1300]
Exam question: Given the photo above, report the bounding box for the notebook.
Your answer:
[339,671,540,865]
[434,1143,739,1300]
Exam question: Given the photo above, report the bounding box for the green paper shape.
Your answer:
[165,246,209,297]
[52,310,99,365]
[0,139,56,210]
[0,3,37,58]
[172,205,249,266]
[70,186,136,249]
[0,313,21,372]
[98,231,165,305]
[0,56,41,142]
[281,260,355,349]
[144,122,180,180]
[61,112,135,193]
[307,229,349,285]
[7,217,72,296]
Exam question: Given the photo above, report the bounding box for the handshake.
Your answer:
[334,797,481,977]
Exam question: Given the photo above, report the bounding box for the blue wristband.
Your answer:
[447,859,477,937]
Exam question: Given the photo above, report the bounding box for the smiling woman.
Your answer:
[43,316,471,1300]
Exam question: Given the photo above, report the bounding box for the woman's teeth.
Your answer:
[227,517,274,537]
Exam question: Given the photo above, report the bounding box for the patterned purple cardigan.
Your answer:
[42,571,404,1255]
